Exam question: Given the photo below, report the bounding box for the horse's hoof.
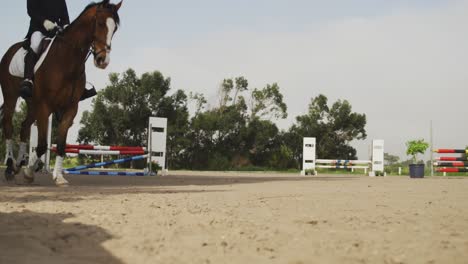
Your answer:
[5,159,16,182]
[5,169,15,182]
[15,159,27,171]
[54,177,69,187]
[35,161,44,173]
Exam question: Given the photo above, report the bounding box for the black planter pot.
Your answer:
[409,164,425,178]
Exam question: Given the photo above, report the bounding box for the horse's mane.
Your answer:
[74,0,121,26]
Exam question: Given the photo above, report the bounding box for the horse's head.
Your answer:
[89,0,122,69]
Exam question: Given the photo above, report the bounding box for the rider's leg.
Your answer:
[79,73,96,101]
[80,87,97,101]
[20,32,44,99]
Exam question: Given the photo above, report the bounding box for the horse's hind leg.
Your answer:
[16,105,35,170]
[2,97,18,182]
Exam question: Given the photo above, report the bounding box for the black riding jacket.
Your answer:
[26,0,70,38]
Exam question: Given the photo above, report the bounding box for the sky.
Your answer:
[1,0,467,161]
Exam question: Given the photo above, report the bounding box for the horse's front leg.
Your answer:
[52,105,78,186]
[24,106,49,184]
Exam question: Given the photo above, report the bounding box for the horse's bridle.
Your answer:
[91,41,111,59]
[55,5,117,63]
[87,7,115,62]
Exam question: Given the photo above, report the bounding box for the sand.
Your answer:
[1,171,467,264]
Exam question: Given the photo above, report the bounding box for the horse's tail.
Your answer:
[0,104,4,124]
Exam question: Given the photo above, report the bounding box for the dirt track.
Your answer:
[1,171,467,264]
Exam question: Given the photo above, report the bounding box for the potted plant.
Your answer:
[406,139,429,178]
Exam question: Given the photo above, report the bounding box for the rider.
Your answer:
[21,0,96,100]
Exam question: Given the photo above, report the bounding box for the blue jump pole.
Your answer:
[65,154,148,172]
[65,171,148,176]
[64,155,150,176]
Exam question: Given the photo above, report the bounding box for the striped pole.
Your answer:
[316,159,371,164]
[61,149,146,155]
[434,162,468,167]
[64,171,148,176]
[434,149,468,154]
[53,144,147,151]
[437,157,468,161]
[316,165,369,169]
[65,155,148,172]
[436,168,468,173]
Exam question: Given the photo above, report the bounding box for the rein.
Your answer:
[54,28,93,65]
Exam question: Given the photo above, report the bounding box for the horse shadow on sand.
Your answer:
[0,210,122,264]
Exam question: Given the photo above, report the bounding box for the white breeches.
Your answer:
[30,31,46,54]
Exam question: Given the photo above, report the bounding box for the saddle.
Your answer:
[9,38,55,78]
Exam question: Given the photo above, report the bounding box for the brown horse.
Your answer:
[0,0,122,186]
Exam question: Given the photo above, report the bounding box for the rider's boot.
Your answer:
[19,50,38,99]
[80,87,97,101]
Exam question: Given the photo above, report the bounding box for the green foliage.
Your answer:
[181,76,289,170]
[286,94,367,168]
[406,139,429,164]
[383,152,401,174]
[219,77,248,107]
[384,152,400,165]
[0,102,28,162]
[244,119,279,166]
[207,154,231,171]
[78,69,175,146]
[269,145,297,169]
[78,69,190,169]
[75,70,368,172]
[186,104,247,170]
[251,83,287,120]
[189,92,207,116]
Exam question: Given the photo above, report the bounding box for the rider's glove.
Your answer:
[43,20,57,31]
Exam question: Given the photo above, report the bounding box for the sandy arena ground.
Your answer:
[0,171,467,264]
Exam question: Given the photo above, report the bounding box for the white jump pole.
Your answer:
[301,137,385,176]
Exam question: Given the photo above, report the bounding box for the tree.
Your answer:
[159,90,191,169]
[384,153,400,166]
[184,76,288,170]
[189,92,207,117]
[0,102,28,162]
[384,152,401,175]
[245,81,288,167]
[78,69,190,167]
[218,77,248,108]
[250,83,287,120]
[287,94,367,167]
[244,118,280,167]
[186,101,247,170]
